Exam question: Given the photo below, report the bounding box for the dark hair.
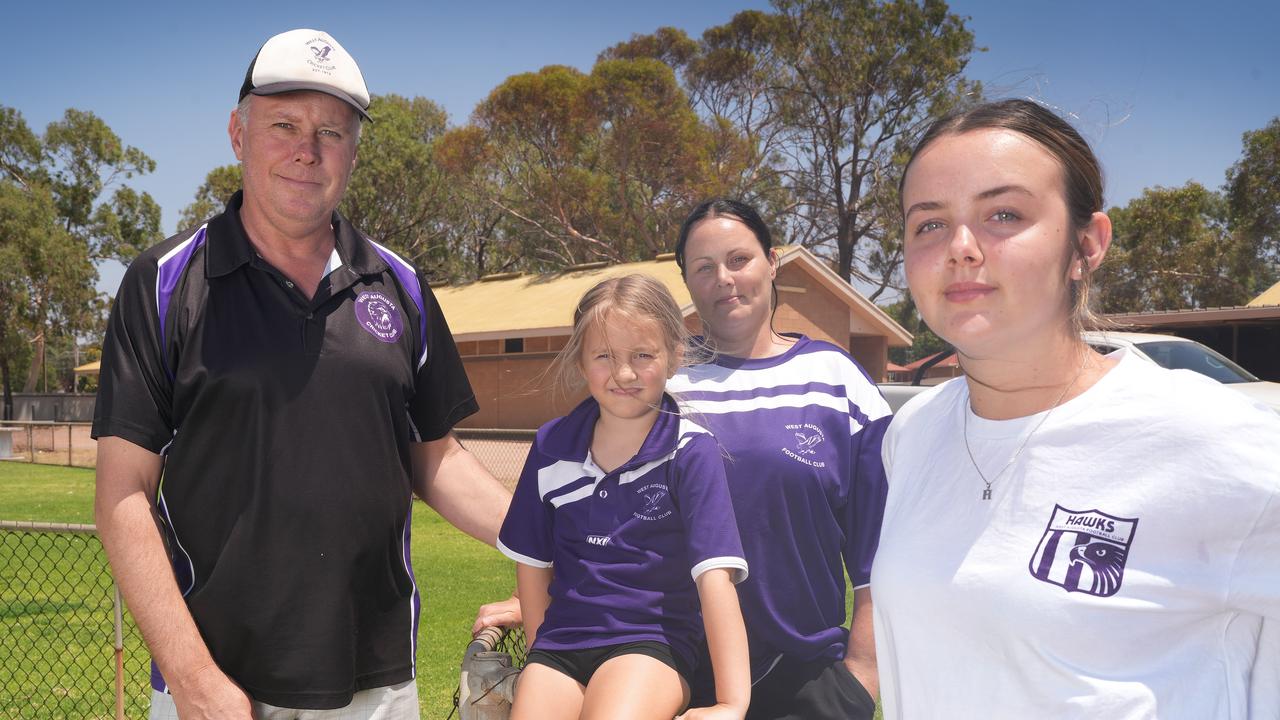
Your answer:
[674,198,773,276]
[672,198,782,341]
[901,98,1106,333]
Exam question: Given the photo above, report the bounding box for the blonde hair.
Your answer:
[548,274,702,398]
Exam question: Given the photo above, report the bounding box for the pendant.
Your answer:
[982,487,992,500]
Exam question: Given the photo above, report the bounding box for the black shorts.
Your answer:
[689,653,875,720]
[526,641,691,687]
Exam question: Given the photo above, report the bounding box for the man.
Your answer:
[92,29,510,719]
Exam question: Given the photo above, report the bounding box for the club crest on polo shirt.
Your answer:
[1029,505,1139,598]
[781,423,827,468]
[633,483,673,521]
[355,291,403,343]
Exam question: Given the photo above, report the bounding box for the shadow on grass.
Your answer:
[0,599,90,620]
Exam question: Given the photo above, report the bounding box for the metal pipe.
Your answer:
[114,585,125,720]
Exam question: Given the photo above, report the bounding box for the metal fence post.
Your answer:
[26,425,33,463]
[114,584,125,720]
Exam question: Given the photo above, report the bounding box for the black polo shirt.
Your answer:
[93,191,478,709]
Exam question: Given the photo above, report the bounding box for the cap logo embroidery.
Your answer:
[305,36,336,74]
[355,291,403,343]
[1029,505,1139,598]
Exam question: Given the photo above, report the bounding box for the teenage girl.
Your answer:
[498,274,750,720]
[873,98,1280,718]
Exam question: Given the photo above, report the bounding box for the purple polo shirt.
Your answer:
[498,394,747,672]
[667,335,891,680]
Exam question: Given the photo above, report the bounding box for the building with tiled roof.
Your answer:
[435,246,912,429]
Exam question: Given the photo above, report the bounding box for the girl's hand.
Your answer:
[470,594,522,636]
[676,703,745,720]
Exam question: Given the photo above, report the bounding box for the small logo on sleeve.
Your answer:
[1029,505,1138,598]
[355,291,403,343]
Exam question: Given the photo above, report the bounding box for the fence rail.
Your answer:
[0,421,95,468]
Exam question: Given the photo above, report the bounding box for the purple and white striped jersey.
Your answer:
[667,335,892,678]
[498,395,747,672]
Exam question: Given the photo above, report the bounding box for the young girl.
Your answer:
[498,274,751,720]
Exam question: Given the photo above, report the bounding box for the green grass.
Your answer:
[0,461,511,719]
[0,463,97,524]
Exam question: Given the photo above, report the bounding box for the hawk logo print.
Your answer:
[304,37,337,71]
[354,291,404,343]
[793,431,823,455]
[633,483,673,521]
[1029,505,1138,598]
[781,423,827,467]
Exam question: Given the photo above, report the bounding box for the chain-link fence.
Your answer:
[0,521,150,720]
[0,423,96,468]
[0,430,534,719]
[454,430,534,490]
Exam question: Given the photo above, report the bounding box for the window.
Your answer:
[504,337,524,354]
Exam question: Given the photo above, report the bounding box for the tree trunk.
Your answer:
[22,329,43,393]
[837,216,855,283]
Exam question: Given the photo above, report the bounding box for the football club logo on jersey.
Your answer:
[781,423,827,468]
[355,291,403,343]
[633,483,673,521]
[1029,505,1138,597]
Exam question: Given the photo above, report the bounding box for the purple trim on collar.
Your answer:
[368,241,427,366]
[539,394,684,466]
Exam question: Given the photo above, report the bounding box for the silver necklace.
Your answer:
[963,354,1087,500]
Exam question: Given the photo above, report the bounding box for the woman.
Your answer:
[666,199,888,720]
[873,98,1280,719]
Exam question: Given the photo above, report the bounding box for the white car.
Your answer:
[1083,331,1280,413]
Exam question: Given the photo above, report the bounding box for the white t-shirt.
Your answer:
[873,349,1280,720]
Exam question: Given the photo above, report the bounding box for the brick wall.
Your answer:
[773,265,847,347]
[457,337,582,430]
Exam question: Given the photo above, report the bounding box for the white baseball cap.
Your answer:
[239,29,371,121]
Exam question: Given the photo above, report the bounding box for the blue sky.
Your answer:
[3,0,1277,295]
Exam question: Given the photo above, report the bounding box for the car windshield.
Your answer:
[1133,341,1260,384]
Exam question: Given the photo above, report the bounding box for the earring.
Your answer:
[1072,262,1085,280]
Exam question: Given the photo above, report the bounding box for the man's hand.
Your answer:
[471,594,522,636]
[169,663,253,720]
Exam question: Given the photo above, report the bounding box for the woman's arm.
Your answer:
[844,586,878,700]
[679,568,749,720]
[515,565,553,645]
